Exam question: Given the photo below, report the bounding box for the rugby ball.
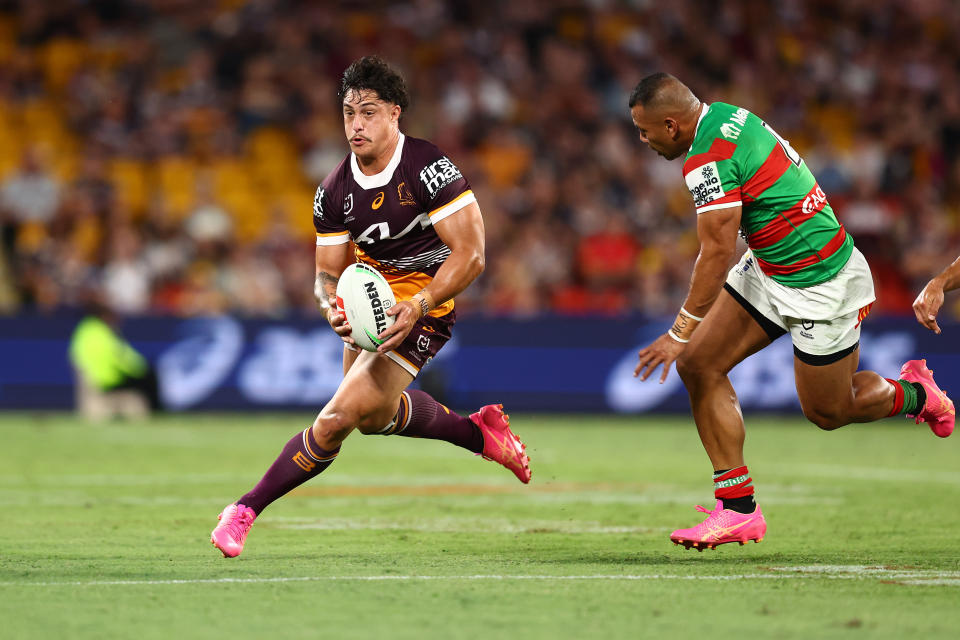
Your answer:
[335,263,396,352]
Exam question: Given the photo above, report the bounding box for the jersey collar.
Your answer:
[687,103,710,153]
[350,132,405,189]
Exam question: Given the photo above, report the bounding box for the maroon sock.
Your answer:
[238,428,339,515]
[383,389,484,453]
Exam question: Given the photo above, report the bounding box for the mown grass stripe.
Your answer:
[4,571,960,587]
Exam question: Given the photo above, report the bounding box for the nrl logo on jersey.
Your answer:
[313,186,326,218]
[686,162,725,208]
[419,157,462,198]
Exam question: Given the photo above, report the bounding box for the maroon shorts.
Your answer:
[349,310,455,376]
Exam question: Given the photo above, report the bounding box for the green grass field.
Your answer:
[1,412,959,639]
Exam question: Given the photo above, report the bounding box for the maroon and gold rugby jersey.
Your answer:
[313,134,476,317]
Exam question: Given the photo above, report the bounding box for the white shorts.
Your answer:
[724,247,876,365]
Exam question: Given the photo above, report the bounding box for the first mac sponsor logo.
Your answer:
[419,157,462,198]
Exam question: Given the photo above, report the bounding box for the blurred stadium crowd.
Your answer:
[1,0,959,319]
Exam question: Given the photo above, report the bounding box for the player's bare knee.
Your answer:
[356,406,399,435]
[675,354,696,383]
[312,411,356,445]
[676,351,715,386]
[802,407,846,431]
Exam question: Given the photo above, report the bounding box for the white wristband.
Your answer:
[667,329,690,343]
[680,307,703,322]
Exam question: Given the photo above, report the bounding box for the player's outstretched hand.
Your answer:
[913,279,945,334]
[326,296,355,346]
[377,300,419,353]
[634,333,686,383]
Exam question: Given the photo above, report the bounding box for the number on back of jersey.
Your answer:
[761,121,802,167]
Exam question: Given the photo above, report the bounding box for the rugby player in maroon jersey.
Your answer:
[628,73,954,550]
[211,57,530,558]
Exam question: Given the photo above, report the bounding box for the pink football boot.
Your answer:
[670,500,766,551]
[470,404,532,484]
[899,359,955,438]
[211,503,257,558]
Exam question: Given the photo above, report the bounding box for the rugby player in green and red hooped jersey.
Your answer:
[628,72,955,552]
[210,57,531,558]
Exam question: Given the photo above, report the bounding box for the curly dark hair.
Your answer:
[338,56,410,112]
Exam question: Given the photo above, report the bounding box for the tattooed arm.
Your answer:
[314,270,339,317]
[315,243,355,337]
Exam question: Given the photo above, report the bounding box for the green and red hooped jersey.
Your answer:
[682,102,853,288]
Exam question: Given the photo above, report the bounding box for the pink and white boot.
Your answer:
[670,500,766,551]
[211,503,257,558]
[470,404,532,484]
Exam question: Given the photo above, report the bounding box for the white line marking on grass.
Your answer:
[775,564,960,576]
[0,575,793,587]
[4,567,960,588]
[781,464,960,486]
[770,565,960,583]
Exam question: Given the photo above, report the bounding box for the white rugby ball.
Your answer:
[335,263,396,352]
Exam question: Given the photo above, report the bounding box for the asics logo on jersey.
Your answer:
[372,191,385,210]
